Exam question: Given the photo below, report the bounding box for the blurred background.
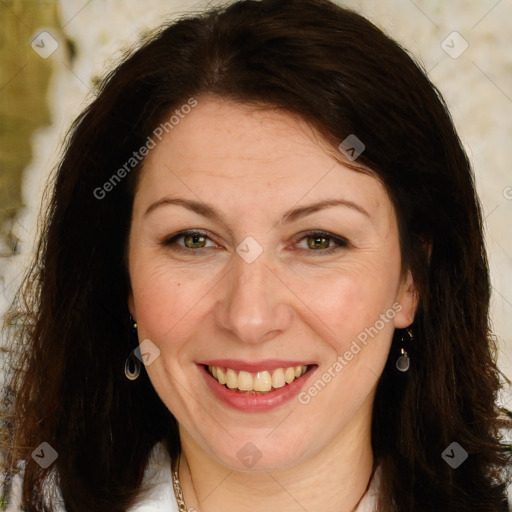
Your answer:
[0,0,511,406]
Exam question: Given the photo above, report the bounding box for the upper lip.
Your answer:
[197,359,314,372]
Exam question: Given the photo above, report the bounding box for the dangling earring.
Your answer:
[125,315,141,381]
[396,327,413,372]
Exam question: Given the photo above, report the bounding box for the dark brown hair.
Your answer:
[1,0,510,510]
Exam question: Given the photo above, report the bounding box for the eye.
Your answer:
[160,230,218,252]
[294,231,348,255]
[160,230,348,255]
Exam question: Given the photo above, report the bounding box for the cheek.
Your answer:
[294,268,399,424]
[129,258,204,344]
[296,260,401,346]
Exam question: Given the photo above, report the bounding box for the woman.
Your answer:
[1,0,510,510]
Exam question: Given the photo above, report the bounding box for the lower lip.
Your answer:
[199,364,317,412]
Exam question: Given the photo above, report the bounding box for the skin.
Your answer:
[127,95,418,512]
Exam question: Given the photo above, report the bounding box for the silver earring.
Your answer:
[396,328,413,372]
[125,316,141,381]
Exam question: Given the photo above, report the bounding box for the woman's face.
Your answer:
[127,95,417,471]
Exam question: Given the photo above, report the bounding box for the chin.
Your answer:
[203,428,313,473]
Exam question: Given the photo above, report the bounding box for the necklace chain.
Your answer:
[171,452,188,512]
[171,451,373,512]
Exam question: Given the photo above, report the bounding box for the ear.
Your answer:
[394,269,419,329]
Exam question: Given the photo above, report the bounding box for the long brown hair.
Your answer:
[1,1,510,510]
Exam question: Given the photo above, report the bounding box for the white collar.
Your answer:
[128,441,380,512]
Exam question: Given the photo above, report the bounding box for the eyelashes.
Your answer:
[160,230,349,256]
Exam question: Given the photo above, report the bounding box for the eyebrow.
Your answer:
[144,197,371,224]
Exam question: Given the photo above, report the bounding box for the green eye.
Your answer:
[183,233,207,249]
[161,230,215,252]
[161,230,348,255]
[296,231,348,255]
[307,234,331,250]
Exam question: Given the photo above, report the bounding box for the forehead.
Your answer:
[151,97,333,172]
[135,96,391,223]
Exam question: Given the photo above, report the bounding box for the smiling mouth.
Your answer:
[206,364,314,394]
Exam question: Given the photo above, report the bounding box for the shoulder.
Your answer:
[2,463,66,512]
[126,440,178,511]
[354,464,512,512]
[2,442,177,512]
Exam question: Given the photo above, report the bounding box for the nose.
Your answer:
[214,249,293,344]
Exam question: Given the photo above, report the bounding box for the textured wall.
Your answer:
[0,0,60,257]
[1,0,511,407]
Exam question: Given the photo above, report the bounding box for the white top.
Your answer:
[6,440,512,510]
[5,441,379,511]
[127,441,381,512]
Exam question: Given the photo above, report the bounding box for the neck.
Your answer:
[177,403,375,512]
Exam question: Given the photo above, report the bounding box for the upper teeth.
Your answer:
[208,365,308,392]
